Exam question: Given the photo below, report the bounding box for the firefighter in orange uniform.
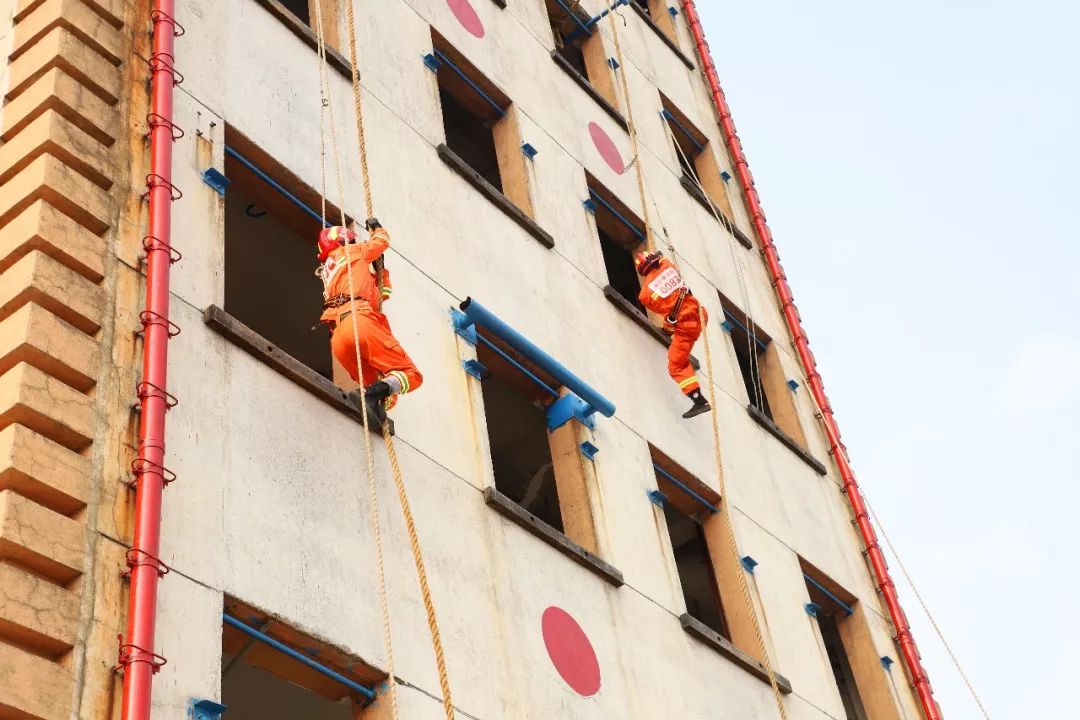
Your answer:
[635,250,711,419]
[317,219,422,424]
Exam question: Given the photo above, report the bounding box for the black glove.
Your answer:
[364,217,382,231]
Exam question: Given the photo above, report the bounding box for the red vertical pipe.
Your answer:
[680,3,942,719]
[121,2,177,718]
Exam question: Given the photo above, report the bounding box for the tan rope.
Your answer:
[341,3,456,718]
[607,9,788,718]
[313,5,398,717]
[607,8,653,251]
[867,500,991,719]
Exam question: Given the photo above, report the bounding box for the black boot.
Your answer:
[682,390,712,419]
[363,381,391,427]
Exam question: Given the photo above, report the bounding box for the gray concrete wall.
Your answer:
[146,1,922,718]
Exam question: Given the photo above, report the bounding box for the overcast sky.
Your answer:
[698,1,1078,717]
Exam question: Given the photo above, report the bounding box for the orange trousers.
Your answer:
[667,298,707,395]
[330,310,423,400]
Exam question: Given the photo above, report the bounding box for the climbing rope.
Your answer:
[313,6,400,717]
[866,499,991,719]
[606,8,654,252]
[605,9,789,719]
[659,43,989,718]
[340,3,457,718]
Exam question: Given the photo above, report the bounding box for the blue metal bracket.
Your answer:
[881,656,895,671]
[521,143,538,160]
[463,359,487,380]
[450,308,478,345]
[579,441,600,460]
[583,198,599,214]
[201,168,229,196]
[190,699,227,720]
[547,393,595,431]
[647,489,667,507]
[668,6,679,16]
[740,556,759,574]
[422,53,440,72]
[607,57,620,71]
[720,170,732,182]
[804,602,822,618]
[720,319,734,334]
[787,379,800,392]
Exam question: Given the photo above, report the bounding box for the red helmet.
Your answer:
[634,250,662,276]
[317,226,356,262]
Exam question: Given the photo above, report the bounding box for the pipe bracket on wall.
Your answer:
[201,168,228,196]
[740,555,759,574]
[579,441,600,460]
[189,700,227,720]
[547,393,595,431]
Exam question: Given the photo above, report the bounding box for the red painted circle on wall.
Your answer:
[589,121,625,175]
[447,0,485,38]
[542,606,601,697]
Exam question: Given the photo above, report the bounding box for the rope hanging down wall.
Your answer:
[606,7,791,719]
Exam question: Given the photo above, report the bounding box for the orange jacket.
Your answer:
[637,257,688,318]
[319,227,392,323]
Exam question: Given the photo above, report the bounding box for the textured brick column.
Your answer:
[0,1,137,718]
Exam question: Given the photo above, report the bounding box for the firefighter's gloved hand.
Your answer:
[365,217,382,231]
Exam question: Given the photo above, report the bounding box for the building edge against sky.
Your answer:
[0,1,936,719]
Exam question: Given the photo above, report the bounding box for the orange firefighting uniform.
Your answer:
[637,257,707,395]
[319,227,422,403]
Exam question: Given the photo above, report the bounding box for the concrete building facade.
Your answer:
[0,1,931,718]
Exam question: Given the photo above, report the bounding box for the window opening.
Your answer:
[660,94,740,225]
[722,305,771,419]
[279,0,311,25]
[223,136,346,380]
[477,333,563,532]
[664,108,704,180]
[429,31,536,218]
[651,454,729,639]
[803,575,869,720]
[221,602,381,719]
[546,0,591,76]
[587,175,646,313]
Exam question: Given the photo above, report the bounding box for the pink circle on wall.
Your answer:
[542,606,601,697]
[447,0,485,38]
[589,122,625,175]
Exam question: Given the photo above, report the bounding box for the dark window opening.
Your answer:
[224,145,334,380]
[222,654,352,720]
[221,600,381,720]
[723,307,772,419]
[817,614,869,720]
[478,338,563,533]
[279,0,311,26]
[599,226,643,314]
[440,87,502,191]
[662,104,708,184]
[662,503,728,638]
[433,33,516,199]
[545,0,590,76]
[652,457,729,640]
[588,175,645,312]
[803,572,869,720]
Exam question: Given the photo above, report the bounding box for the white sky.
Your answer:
[698,1,1079,717]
